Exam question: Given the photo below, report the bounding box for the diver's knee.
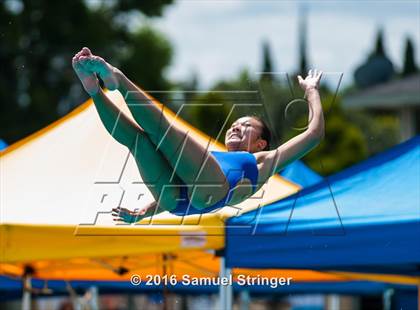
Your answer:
[151,184,179,211]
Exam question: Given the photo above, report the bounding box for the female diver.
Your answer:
[72,47,324,223]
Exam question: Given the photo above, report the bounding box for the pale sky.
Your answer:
[146,0,420,89]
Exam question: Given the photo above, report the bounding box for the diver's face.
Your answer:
[225,117,265,153]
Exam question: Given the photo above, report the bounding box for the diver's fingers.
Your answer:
[113,218,129,224]
[297,75,304,84]
[117,207,131,212]
[317,71,323,81]
[112,207,131,214]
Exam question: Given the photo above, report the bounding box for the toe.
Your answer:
[81,47,91,55]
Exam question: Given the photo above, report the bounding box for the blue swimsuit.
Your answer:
[169,151,259,216]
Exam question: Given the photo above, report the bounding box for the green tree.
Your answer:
[197,69,373,176]
[120,26,173,103]
[260,40,274,83]
[302,98,368,175]
[257,79,293,143]
[354,27,395,88]
[282,94,368,176]
[182,69,263,141]
[0,0,174,144]
[112,0,173,16]
[347,111,400,156]
[187,92,232,142]
[297,4,308,77]
[373,28,385,57]
[402,36,418,76]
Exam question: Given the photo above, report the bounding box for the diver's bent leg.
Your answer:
[131,129,183,211]
[73,48,139,147]
[73,49,182,212]
[91,89,139,147]
[115,70,229,207]
[91,89,179,212]
[85,56,229,208]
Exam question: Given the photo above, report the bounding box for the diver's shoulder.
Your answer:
[252,150,273,164]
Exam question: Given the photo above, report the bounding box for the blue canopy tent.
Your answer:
[280,160,323,188]
[0,139,7,151]
[226,136,420,276]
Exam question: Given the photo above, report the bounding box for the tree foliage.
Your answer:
[187,92,232,142]
[354,28,395,89]
[119,26,173,102]
[373,28,386,58]
[182,70,376,175]
[260,40,274,83]
[301,96,368,175]
[402,36,418,76]
[0,0,174,144]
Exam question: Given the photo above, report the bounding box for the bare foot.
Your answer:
[83,55,119,91]
[72,47,100,96]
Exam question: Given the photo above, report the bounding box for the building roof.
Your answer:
[343,74,420,109]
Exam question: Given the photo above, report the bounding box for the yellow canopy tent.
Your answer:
[0,250,346,283]
[0,90,381,308]
[1,90,409,301]
[0,90,299,270]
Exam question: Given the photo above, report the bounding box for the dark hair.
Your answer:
[248,115,271,151]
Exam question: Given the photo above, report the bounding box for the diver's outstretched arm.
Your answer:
[258,69,324,178]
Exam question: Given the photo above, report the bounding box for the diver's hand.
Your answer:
[297,69,322,91]
[112,207,145,224]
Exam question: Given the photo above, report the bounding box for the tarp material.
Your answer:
[0,89,384,289]
[226,136,420,278]
[0,248,347,283]
[280,160,323,188]
[392,288,418,310]
[0,90,298,265]
[0,139,7,151]
[0,89,358,290]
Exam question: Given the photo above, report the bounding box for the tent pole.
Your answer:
[383,288,394,310]
[219,256,232,310]
[326,295,340,310]
[239,289,250,310]
[22,274,31,310]
[417,285,419,310]
[88,286,99,310]
[226,265,232,310]
[22,266,35,310]
[65,280,82,310]
[219,256,226,309]
[162,254,169,310]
